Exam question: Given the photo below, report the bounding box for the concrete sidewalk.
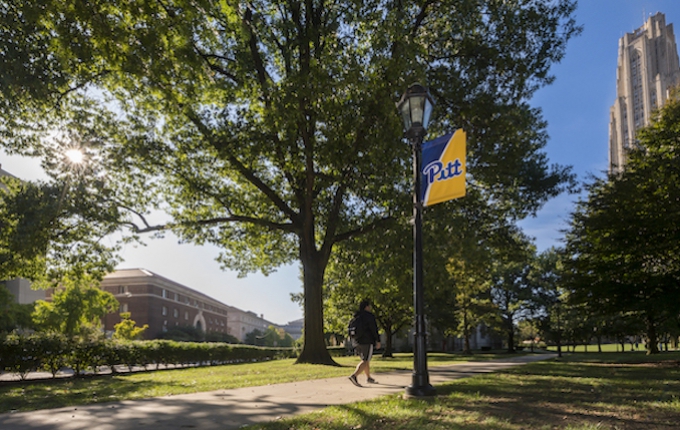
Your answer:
[0,353,556,430]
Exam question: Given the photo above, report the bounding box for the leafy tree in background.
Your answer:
[446,257,493,354]
[32,275,119,338]
[0,283,15,332]
[244,329,264,346]
[424,187,514,352]
[244,325,294,347]
[489,231,536,352]
[564,94,680,354]
[113,312,149,341]
[324,221,412,357]
[158,324,205,342]
[528,248,567,355]
[0,0,579,364]
[0,283,36,333]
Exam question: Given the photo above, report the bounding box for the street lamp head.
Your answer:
[397,83,435,138]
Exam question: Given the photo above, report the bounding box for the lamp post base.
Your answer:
[404,383,436,398]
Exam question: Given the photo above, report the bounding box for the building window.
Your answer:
[173,308,179,318]
[185,311,189,320]
[121,303,129,313]
[174,293,178,301]
[118,285,128,294]
[162,289,168,298]
[162,306,167,316]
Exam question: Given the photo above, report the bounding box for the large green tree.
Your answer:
[564,94,680,354]
[32,274,119,337]
[0,0,579,364]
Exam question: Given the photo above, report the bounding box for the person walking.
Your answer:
[348,299,380,387]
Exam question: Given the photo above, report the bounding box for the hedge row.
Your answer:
[0,333,296,380]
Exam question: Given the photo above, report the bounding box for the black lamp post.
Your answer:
[397,83,436,397]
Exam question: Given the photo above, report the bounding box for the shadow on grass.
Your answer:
[432,357,680,430]
[257,353,680,430]
[0,373,177,413]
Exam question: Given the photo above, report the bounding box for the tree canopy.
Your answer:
[1,0,579,363]
[0,174,120,283]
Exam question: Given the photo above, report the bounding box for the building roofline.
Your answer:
[103,268,281,325]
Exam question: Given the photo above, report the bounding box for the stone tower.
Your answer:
[609,12,680,173]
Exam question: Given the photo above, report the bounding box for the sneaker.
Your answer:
[367,377,377,384]
[349,374,362,387]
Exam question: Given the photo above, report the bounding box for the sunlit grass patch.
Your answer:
[0,352,504,413]
[247,352,680,430]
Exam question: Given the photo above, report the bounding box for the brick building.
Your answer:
[101,268,276,341]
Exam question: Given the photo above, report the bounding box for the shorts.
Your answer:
[355,344,374,361]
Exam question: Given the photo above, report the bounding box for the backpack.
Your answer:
[348,314,365,341]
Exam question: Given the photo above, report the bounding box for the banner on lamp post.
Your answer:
[421,129,466,207]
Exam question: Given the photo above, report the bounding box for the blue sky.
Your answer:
[2,1,679,324]
[520,0,680,249]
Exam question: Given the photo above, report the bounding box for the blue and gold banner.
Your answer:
[421,129,466,206]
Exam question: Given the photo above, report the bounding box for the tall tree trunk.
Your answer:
[506,317,515,353]
[383,327,394,358]
[296,242,337,365]
[462,310,472,354]
[646,315,659,355]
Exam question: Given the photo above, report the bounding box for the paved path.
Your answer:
[0,353,556,430]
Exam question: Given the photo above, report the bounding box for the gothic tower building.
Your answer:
[609,12,680,173]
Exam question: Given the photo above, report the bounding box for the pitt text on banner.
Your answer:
[420,129,466,207]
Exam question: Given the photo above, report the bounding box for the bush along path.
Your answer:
[0,333,300,381]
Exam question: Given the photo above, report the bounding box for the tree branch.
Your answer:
[411,0,437,36]
[333,215,394,244]
[243,6,272,94]
[184,109,301,226]
[194,48,241,84]
[126,215,296,234]
[53,70,110,108]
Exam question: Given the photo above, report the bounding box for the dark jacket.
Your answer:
[354,309,380,346]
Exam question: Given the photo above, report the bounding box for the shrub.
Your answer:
[0,334,297,380]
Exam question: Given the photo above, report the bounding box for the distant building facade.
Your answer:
[280,318,303,340]
[100,268,278,341]
[609,12,680,173]
[3,278,45,304]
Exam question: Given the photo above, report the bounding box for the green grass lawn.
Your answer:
[4,350,678,429]
[247,351,680,430]
[0,352,508,413]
